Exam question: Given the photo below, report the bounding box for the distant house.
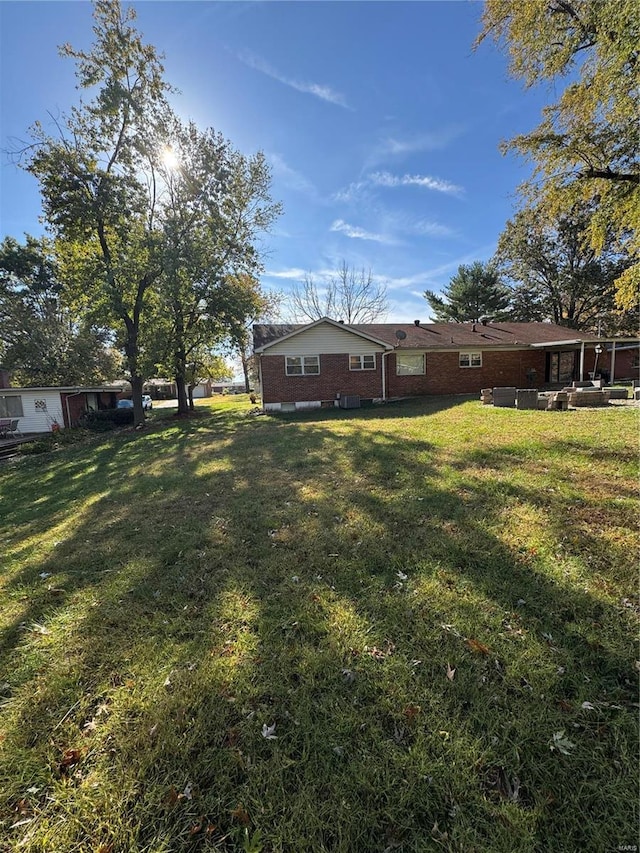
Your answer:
[253,317,639,412]
[0,373,123,433]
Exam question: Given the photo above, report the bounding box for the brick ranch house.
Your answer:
[253,318,639,412]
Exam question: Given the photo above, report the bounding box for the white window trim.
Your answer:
[396,353,425,376]
[349,354,376,371]
[285,355,320,376]
[459,352,482,368]
[0,395,24,418]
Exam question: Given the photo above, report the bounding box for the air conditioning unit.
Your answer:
[339,395,361,409]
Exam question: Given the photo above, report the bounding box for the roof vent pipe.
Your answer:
[414,319,420,326]
[338,319,345,324]
[472,323,476,332]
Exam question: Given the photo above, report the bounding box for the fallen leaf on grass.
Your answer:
[14,798,31,817]
[466,638,490,655]
[550,730,576,755]
[164,786,179,807]
[261,722,277,740]
[558,700,573,712]
[403,704,421,722]
[581,701,596,710]
[60,748,83,769]
[30,623,51,636]
[230,804,250,825]
[446,663,456,681]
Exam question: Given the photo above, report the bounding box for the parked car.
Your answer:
[116,397,153,411]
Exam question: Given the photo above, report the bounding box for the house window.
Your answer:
[285,355,320,376]
[350,354,376,371]
[396,353,425,375]
[0,395,24,417]
[459,352,482,368]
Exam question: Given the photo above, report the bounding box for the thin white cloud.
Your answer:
[330,219,398,245]
[267,153,316,195]
[370,171,463,195]
[237,50,349,108]
[332,181,369,204]
[263,267,308,280]
[365,126,465,168]
[412,219,455,238]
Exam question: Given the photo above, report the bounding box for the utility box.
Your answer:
[516,389,538,410]
[339,395,361,409]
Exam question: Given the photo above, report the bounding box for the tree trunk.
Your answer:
[175,370,189,414]
[241,352,251,392]
[188,384,195,411]
[130,374,145,427]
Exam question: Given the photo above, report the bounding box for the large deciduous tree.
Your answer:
[290,261,388,324]
[22,0,172,425]
[424,261,511,323]
[476,0,640,311]
[0,235,120,386]
[495,204,635,334]
[158,121,281,414]
[20,1,280,423]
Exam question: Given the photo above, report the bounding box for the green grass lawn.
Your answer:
[1,395,638,852]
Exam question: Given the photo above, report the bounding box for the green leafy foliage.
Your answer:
[477,0,640,311]
[424,261,511,322]
[0,235,121,385]
[495,203,637,333]
[19,2,279,421]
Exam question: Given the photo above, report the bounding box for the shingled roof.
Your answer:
[253,320,596,351]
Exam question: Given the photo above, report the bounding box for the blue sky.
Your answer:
[0,1,551,322]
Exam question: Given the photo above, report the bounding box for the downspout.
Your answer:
[64,389,84,429]
[579,342,585,381]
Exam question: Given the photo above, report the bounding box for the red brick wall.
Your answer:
[388,350,546,396]
[260,354,383,404]
[261,349,550,403]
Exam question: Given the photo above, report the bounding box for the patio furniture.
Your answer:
[0,418,11,438]
[516,389,538,410]
[7,419,22,438]
[492,387,517,408]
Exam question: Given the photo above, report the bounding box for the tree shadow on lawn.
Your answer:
[0,413,637,852]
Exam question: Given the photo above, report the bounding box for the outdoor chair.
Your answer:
[7,419,22,438]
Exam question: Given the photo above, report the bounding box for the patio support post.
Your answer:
[610,341,616,385]
[579,342,585,381]
[381,351,389,401]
